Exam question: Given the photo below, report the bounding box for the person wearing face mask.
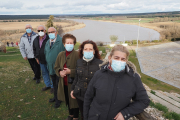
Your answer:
[33,25,54,93]
[44,27,65,108]
[54,34,79,120]
[83,45,150,120]
[19,24,41,83]
[70,40,102,120]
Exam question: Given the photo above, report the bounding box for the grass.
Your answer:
[0,47,179,119]
[150,90,156,95]
[149,100,180,120]
[128,50,180,94]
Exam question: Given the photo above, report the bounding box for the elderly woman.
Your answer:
[70,40,103,120]
[83,45,150,120]
[54,34,79,120]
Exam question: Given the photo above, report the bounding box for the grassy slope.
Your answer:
[1,46,179,119]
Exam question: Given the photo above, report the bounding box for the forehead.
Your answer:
[84,44,93,48]
[38,26,44,30]
[26,25,31,28]
[65,38,74,42]
[112,51,127,58]
[48,28,55,32]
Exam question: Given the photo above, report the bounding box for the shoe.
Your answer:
[33,77,36,80]
[54,100,61,108]
[50,88,54,94]
[65,116,73,120]
[36,79,40,84]
[42,87,51,91]
[49,98,55,102]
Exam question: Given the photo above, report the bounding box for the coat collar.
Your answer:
[47,35,61,50]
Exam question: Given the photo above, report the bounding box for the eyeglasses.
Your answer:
[38,30,44,32]
[48,31,56,34]
[26,27,31,29]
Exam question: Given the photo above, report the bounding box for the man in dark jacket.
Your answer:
[44,27,65,108]
[33,25,53,92]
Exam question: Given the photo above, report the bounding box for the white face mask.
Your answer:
[38,31,45,37]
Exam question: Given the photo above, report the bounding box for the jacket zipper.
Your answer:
[106,75,117,120]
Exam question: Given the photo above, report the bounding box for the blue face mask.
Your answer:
[65,44,74,52]
[83,51,94,59]
[111,60,126,72]
[26,29,32,33]
[49,33,56,39]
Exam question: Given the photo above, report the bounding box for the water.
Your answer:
[68,19,160,43]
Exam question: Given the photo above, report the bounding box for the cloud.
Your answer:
[0,0,179,15]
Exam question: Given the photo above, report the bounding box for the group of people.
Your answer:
[7,42,18,47]
[19,24,150,120]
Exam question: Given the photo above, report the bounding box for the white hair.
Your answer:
[48,27,56,32]
[37,25,46,30]
[25,24,32,28]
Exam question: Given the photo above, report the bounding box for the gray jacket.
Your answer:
[19,31,38,58]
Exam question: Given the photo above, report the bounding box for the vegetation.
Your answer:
[110,35,118,44]
[149,100,180,120]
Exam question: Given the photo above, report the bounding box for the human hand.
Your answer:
[70,91,76,99]
[24,57,27,60]
[36,59,39,64]
[64,68,71,75]
[114,112,124,120]
[59,70,66,78]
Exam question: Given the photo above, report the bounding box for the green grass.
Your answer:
[150,90,156,95]
[149,100,180,120]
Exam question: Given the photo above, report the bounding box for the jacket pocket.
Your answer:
[88,106,101,120]
[77,68,83,77]
[73,85,81,97]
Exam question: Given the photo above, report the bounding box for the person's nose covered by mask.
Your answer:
[49,33,56,39]
[65,44,74,52]
[83,51,94,59]
[26,28,32,33]
[111,59,126,72]
[38,31,45,37]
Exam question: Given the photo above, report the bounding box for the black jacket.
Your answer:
[33,34,49,64]
[71,57,103,101]
[83,62,150,120]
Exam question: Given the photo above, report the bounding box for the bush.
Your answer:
[96,41,104,46]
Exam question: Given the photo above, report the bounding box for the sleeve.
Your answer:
[33,39,38,59]
[19,37,26,58]
[120,74,150,120]
[83,73,97,120]
[54,53,62,77]
[71,62,78,90]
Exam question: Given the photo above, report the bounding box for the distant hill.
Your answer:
[0,11,180,20]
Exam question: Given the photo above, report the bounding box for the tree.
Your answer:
[46,15,54,29]
[110,35,118,44]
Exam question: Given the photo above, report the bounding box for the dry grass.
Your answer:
[0,22,71,30]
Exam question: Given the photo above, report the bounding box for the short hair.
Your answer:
[37,25,46,30]
[110,45,129,59]
[25,24,32,28]
[48,27,56,32]
[62,34,76,45]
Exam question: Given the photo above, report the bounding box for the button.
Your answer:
[96,114,99,116]
[91,72,92,74]
[86,78,87,79]
[128,114,130,116]
[124,115,127,118]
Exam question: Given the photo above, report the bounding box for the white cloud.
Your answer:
[0,0,179,15]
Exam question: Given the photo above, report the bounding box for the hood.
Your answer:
[22,31,37,37]
[99,59,141,78]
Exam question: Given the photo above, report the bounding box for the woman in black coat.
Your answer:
[71,40,103,120]
[83,45,150,120]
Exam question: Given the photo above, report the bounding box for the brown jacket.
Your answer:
[54,50,79,109]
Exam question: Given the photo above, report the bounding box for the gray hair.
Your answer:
[25,24,32,28]
[48,27,56,32]
[37,25,46,30]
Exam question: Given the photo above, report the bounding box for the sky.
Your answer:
[0,0,180,15]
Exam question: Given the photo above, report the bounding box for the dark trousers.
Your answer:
[64,85,79,118]
[28,58,41,79]
[76,98,84,120]
[50,74,61,104]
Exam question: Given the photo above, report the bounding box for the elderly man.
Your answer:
[44,27,65,108]
[33,25,53,93]
[20,24,41,83]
